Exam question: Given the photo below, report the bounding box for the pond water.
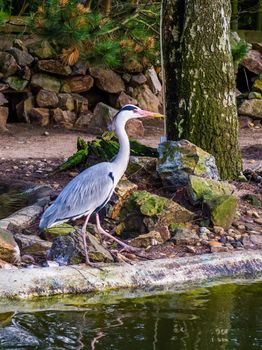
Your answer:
[0,182,33,220]
[0,281,261,349]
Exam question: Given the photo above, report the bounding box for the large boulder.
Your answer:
[126,119,144,137]
[15,234,51,256]
[187,175,237,229]
[29,108,50,126]
[89,67,125,93]
[204,195,238,229]
[58,93,74,111]
[238,99,262,119]
[241,50,262,74]
[118,190,195,237]
[187,175,236,205]
[36,89,59,108]
[52,108,76,128]
[132,84,160,112]
[31,73,61,93]
[74,113,93,129]
[66,75,94,93]
[37,60,72,76]
[47,230,113,265]
[0,228,20,264]
[89,102,117,133]
[157,140,220,187]
[8,47,34,66]
[110,91,138,109]
[0,52,18,77]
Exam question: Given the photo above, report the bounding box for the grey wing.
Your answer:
[39,162,115,229]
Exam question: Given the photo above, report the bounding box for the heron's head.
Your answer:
[110,104,163,131]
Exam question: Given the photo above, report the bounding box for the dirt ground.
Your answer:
[0,122,261,177]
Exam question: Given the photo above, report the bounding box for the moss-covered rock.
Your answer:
[204,195,238,229]
[157,140,220,187]
[187,175,236,204]
[5,76,28,91]
[42,223,76,241]
[119,190,195,237]
[252,79,262,94]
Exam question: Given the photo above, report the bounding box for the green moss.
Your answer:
[188,175,235,204]
[205,195,238,229]
[253,79,262,94]
[131,191,167,217]
[6,76,28,91]
[243,194,261,208]
[43,223,76,241]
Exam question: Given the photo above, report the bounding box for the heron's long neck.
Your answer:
[112,120,130,179]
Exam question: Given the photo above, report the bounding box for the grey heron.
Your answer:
[40,104,162,265]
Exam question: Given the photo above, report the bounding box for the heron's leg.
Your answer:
[81,214,92,265]
[96,213,138,252]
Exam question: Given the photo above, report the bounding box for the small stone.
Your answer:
[250,235,262,248]
[251,211,260,218]
[237,224,246,230]
[239,116,254,128]
[43,131,49,136]
[213,226,225,235]
[254,218,262,225]
[129,231,163,248]
[21,255,35,264]
[186,246,196,253]
[173,228,199,245]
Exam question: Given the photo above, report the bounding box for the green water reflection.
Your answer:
[0,281,261,349]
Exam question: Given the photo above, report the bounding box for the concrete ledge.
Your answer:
[0,250,261,300]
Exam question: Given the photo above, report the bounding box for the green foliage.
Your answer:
[231,39,250,70]
[56,132,158,173]
[28,0,160,70]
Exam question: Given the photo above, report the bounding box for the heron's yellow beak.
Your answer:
[135,110,165,119]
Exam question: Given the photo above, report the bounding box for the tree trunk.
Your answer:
[161,0,242,179]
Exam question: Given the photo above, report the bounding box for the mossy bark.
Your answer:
[161,0,242,179]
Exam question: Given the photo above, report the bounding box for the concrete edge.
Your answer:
[0,250,261,300]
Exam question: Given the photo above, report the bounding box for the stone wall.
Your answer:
[0,37,163,135]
